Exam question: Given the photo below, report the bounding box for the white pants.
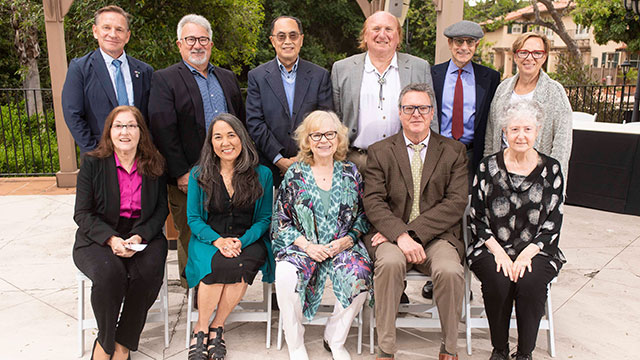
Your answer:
[275,261,367,359]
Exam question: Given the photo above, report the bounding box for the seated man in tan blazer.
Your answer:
[363,83,468,360]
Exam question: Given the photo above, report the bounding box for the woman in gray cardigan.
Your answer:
[484,32,572,182]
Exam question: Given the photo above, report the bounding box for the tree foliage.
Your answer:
[464,0,527,32]
[573,0,640,52]
[64,0,264,74]
[402,0,437,64]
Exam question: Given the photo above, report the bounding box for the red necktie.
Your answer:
[452,69,464,140]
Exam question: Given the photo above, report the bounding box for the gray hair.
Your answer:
[176,14,213,40]
[501,100,543,130]
[397,83,437,110]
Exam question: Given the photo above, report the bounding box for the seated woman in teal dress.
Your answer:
[185,113,274,360]
[271,110,373,360]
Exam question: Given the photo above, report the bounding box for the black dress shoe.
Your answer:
[400,291,410,304]
[489,348,509,360]
[421,281,434,299]
[511,351,532,360]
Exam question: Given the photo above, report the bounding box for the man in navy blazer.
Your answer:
[425,20,500,301]
[246,16,332,183]
[148,14,244,288]
[62,5,153,153]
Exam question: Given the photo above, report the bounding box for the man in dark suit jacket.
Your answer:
[426,20,500,301]
[62,5,153,153]
[363,83,468,360]
[148,14,244,288]
[246,16,332,183]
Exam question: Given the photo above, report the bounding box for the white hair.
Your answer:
[176,14,212,40]
[501,100,543,130]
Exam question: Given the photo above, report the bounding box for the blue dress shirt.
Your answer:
[441,61,476,145]
[272,57,300,164]
[100,49,134,106]
[184,61,228,131]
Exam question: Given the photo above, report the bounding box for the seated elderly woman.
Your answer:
[185,113,274,360]
[73,106,168,360]
[468,101,566,360]
[272,110,373,360]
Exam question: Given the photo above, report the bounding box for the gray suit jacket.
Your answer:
[331,52,438,142]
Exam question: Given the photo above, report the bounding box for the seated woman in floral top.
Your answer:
[468,100,566,360]
[271,110,373,360]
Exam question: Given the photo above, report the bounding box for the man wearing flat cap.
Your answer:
[422,20,500,300]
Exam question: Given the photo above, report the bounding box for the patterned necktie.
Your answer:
[112,59,129,106]
[452,68,464,140]
[409,143,425,222]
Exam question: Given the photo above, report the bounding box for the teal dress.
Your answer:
[185,165,275,288]
[271,160,373,320]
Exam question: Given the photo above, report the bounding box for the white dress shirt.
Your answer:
[403,131,431,164]
[353,52,401,150]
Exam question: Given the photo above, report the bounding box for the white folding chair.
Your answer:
[276,299,367,354]
[185,282,273,349]
[462,201,557,357]
[77,264,169,357]
[572,111,597,123]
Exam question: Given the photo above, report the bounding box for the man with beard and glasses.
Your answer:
[148,14,244,289]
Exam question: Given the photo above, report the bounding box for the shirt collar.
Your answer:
[403,131,430,149]
[100,48,127,66]
[276,56,299,74]
[364,52,398,74]
[183,60,214,76]
[114,152,138,174]
[447,59,474,75]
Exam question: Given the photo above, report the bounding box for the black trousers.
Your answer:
[470,254,558,354]
[73,218,168,354]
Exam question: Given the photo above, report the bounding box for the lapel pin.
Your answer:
[134,70,140,78]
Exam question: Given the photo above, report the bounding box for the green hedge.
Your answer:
[0,101,59,175]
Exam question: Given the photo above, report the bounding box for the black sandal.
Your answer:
[207,326,226,360]
[188,330,208,360]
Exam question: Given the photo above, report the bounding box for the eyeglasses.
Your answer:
[401,105,433,115]
[112,124,139,131]
[271,31,301,42]
[515,49,546,59]
[182,36,211,46]
[308,131,337,141]
[452,38,477,46]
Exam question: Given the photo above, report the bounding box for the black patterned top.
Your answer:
[467,151,566,272]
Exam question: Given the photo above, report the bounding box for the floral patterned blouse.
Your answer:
[271,160,373,320]
[467,151,567,272]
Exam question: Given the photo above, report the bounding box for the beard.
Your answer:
[188,50,208,66]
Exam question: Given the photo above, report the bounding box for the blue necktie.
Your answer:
[112,59,129,106]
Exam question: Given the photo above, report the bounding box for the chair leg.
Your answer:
[162,265,169,348]
[357,306,363,355]
[277,309,283,350]
[464,268,472,356]
[78,276,85,358]
[546,283,556,357]
[186,287,193,349]
[369,302,375,354]
[265,282,272,349]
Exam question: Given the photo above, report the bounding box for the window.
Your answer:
[508,23,523,34]
[592,57,598,67]
[628,53,640,68]
[601,52,621,68]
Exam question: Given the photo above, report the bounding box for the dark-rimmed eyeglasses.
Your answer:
[182,36,211,46]
[308,131,337,141]
[112,124,139,131]
[515,49,546,59]
[452,38,477,47]
[401,105,433,115]
[271,31,301,42]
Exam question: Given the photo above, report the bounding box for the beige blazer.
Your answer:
[363,131,469,259]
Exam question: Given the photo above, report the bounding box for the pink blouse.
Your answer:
[114,153,142,218]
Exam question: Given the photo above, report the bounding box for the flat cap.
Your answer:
[444,20,484,40]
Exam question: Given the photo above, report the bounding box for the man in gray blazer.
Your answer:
[246,16,333,184]
[331,10,437,174]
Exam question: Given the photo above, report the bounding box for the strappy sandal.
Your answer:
[188,330,208,360]
[207,326,226,360]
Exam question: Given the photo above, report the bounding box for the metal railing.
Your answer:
[565,84,637,123]
[0,88,58,176]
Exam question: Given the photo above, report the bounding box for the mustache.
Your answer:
[190,49,206,55]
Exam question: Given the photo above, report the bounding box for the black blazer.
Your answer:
[148,62,245,182]
[62,50,153,153]
[73,155,168,250]
[431,60,500,171]
[246,58,333,163]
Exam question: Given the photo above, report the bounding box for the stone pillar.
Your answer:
[433,0,463,64]
[43,0,77,188]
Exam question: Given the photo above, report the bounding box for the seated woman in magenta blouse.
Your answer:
[73,106,168,360]
[185,113,274,360]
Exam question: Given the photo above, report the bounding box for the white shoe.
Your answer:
[288,344,309,360]
[330,346,351,360]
